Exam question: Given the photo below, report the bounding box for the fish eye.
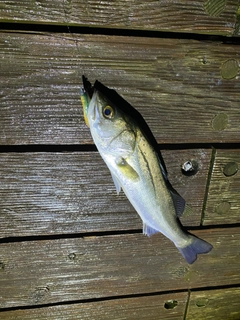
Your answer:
[103,105,114,119]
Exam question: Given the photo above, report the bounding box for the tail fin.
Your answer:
[177,235,213,264]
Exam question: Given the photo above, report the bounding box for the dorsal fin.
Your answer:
[170,190,186,217]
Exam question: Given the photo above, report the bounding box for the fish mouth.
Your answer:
[81,76,109,127]
[81,76,95,127]
[91,91,100,124]
[82,75,94,100]
[82,75,114,104]
[81,77,100,126]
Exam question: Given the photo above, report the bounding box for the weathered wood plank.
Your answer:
[0,0,238,36]
[236,7,240,36]
[186,287,240,320]
[0,292,188,319]
[0,149,211,238]
[0,228,239,308]
[0,32,240,145]
[203,149,240,225]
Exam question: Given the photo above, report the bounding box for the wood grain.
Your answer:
[204,149,240,225]
[0,291,188,319]
[0,32,240,145]
[187,287,240,319]
[0,0,238,36]
[0,149,211,238]
[0,1,239,316]
[0,228,239,308]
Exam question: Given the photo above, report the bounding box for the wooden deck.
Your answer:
[0,1,240,319]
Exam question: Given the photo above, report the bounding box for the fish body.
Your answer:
[81,76,212,264]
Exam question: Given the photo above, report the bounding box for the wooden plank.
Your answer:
[160,148,211,226]
[0,149,211,238]
[0,32,240,145]
[0,0,238,36]
[0,228,239,308]
[236,7,240,36]
[186,287,240,319]
[203,149,240,225]
[0,292,188,319]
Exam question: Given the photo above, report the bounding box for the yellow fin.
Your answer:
[116,157,139,182]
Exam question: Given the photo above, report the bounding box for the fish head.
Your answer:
[81,76,136,158]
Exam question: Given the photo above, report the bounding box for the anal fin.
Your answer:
[143,223,159,237]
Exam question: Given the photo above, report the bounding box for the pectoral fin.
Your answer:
[115,157,139,182]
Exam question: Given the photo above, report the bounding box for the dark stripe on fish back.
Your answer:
[138,141,157,198]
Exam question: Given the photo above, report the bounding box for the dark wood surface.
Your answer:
[0,32,240,145]
[204,149,240,225]
[0,149,211,238]
[0,292,188,320]
[0,1,240,318]
[0,228,239,308]
[0,0,239,35]
[187,287,240,320]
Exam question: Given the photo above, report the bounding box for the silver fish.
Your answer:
[81,76,212,264]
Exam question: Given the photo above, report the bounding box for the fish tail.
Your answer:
[177,235,213,264]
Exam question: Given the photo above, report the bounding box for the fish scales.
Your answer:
[81,76,212,264]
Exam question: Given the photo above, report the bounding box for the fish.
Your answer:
[80,75,212,264]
